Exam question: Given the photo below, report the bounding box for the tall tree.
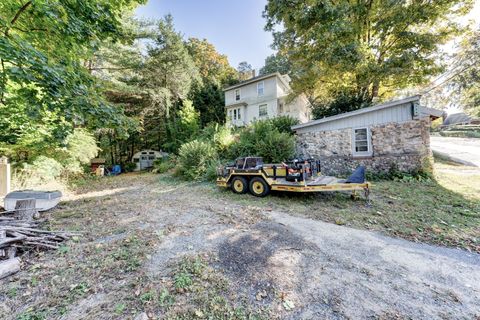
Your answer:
[142,15,200,118]
[451,29,480,117]
[237,61,253,80]
[186,38,238,125]
[0,0,144,160]
[259,53,292,76]
[264,0,474,117]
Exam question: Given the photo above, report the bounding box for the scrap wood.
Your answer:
[0,257,20,280]
[0,209,76,280]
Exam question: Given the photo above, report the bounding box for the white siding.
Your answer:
[225,77,277,107]
[224,74,311,126]
[296,103,413,134]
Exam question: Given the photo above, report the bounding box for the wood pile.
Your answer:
[0,199,74,279]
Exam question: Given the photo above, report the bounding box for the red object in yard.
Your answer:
[90,158,106,173]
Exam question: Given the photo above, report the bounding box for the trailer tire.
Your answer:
[249,177,270,197]
[231,176,248,194]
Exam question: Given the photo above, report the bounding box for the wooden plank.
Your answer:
[0,229,5,257]
[0,257,20,279]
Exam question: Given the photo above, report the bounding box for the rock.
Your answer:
[134,312,149,320]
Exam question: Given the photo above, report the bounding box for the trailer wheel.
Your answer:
[231,176,248,194]
[249,177,270,197]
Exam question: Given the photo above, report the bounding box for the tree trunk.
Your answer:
[371,81,380,100]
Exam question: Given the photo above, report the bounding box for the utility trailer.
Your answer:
[216,157,370,199]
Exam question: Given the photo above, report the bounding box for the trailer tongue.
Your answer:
[216,157,370,200]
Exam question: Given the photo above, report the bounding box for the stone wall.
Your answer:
[295,119,432,175]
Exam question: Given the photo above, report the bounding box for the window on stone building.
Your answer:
[352,127,372,157]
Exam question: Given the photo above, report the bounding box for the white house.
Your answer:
[223,72,311,126]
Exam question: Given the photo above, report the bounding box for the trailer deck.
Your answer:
[216,157,370,199]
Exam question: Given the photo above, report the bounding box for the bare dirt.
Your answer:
[1,173,479,319]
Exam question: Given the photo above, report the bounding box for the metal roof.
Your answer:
[292,95,429,131]
[443,112,471,125]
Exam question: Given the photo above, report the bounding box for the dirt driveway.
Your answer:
[1,173,479,319]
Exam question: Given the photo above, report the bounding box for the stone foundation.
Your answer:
[296,119,432,175]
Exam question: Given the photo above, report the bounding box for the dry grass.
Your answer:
[1,160,478,319]
[208,160,480,253]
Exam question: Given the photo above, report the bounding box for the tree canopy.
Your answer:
[451,28,480,117]
[0,0,145,158]
[264,0,474,118]
[259,53,292,76]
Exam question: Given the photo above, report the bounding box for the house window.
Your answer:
[235,89,241,101]
[353,127,372,157]
[257,81,264,96]
[233,109,237,120]
[279,102,284,113]
[259,104,268,117]
[237,108,241,120]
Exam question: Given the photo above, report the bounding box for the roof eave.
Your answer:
[222,72,282,92]
[291,95,422,131]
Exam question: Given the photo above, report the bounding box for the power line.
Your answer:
[422,60,478,94]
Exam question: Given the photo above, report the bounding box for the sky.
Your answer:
[135,0,274,71]
[136,0,480,71]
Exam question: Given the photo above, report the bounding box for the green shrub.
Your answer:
[366,163,432,182]
[227,120,295,163]
[269,115,299,134]
[61,129,100,175]
[153,156,176,174]
[124,162,136,172]
[199,123,235,153]
[176,140,217,180]
[23,156,63,182]
[205,160,221,181]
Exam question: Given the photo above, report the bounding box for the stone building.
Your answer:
[292,95,443,175]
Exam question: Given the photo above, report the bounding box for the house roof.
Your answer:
[223,72,290,92]
[292,95,442,131]
[443,112,471,125]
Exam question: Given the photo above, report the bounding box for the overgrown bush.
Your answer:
[61,129,100,175]
[269,115,300,134]
[175,118,296,181]
[366,163,432,182]
[124,162,137,172]
[176,140,217,180]
[153,156,176,173]
[199,123,235,153]
[227,120,295,163]
[22,156,64,182]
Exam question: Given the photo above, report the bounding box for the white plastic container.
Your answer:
[3,190,62,212]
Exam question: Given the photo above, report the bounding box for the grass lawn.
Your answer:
[212,159,480,253]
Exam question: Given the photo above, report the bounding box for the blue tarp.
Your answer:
[345,166,366,183]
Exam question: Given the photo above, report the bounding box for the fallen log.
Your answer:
[0,236,27,248]
[0,257,20,279]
